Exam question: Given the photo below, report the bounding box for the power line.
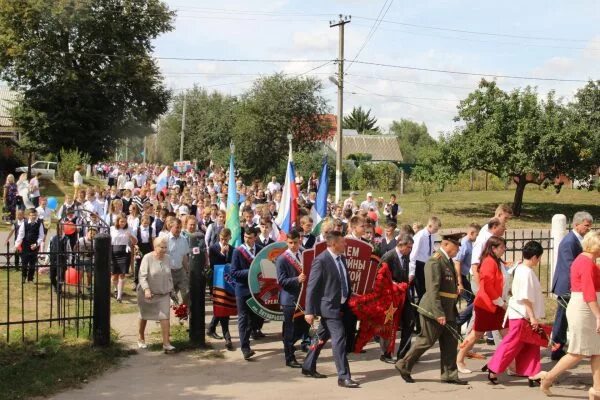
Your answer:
[345,73,473,90]
[349,60,591,83]
[347,0,394,71]
[352,16,595,43]
[352,22,599,52]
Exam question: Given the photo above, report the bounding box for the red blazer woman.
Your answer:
[474,255,505,313]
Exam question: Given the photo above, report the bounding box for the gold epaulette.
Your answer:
[432,252,442,259]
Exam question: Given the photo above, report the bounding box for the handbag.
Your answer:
[517,320,552,347]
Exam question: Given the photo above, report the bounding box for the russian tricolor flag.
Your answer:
[275,144,298,235]
[155,166,169,194]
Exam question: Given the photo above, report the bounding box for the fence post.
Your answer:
[188,232,207,346]
[93,233,111,346]
[551,214,567,292]
[400,169,405,195]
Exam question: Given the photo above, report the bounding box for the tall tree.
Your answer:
[233,73,330,179]
[0,0,173,161]
[158,87,238,166]
[452,79,598,216]
[343,106,380,134]
[389,119,435,163]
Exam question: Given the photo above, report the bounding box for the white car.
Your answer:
[15,161,57,179]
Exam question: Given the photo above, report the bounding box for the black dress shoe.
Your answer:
[252,330,266,339]
[380,354,395,364]
[225,340,234,351]
[301,368,327,378]
[286,360,302,368]
[338,378,360,388]
[443,379,469,385]
[395,364,414,383]
[242,350,256,360]
[207,331,223,340]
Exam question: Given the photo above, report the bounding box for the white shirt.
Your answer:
[127,215,140,234]
[29,177,40,197]
[36,206,52,221]
[73,170,83,186]
[409,228,434,277]
[110,227,130,246]
[360,199,378,211]
[124,180,135,191]
[138,226,153,243]
[267,181,281,194]
[471,226,493,269]
[507,263,545,320]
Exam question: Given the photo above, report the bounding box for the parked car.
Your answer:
[15,161,58,179]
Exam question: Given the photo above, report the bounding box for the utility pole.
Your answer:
[179,91,187,162]
[125,137,128,161]
[330,15,350,204]
[143,135,147,163]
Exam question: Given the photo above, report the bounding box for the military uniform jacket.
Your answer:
[417,250,459,321]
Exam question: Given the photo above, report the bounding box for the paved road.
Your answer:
[49,310,593,400]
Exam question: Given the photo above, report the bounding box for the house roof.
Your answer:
[0,86,19,131]
[327,134,403,162]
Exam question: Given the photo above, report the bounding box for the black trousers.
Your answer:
[208,316,231,339]
[281,305,309,363]
[343,304,358,353]
[21,250,37,281]
[414,261,426,301]
[302,316,351,380]
[236,294,261,352]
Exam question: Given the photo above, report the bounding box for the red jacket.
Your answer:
[474,255,504,313]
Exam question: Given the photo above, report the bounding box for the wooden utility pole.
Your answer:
[330,15,351,204]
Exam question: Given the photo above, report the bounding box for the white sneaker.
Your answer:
[137,340,147,349]
[163,344,175,352]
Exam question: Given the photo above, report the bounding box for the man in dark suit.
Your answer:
[207,228,234,350]
[275,229,307,368]
[302,231,360,388]
[258,218,276,247]
[379,234,414,363]
[230,226,263,360]
[550,211,593,360]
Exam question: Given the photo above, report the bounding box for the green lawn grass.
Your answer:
[0,329,129,400]
[346,186,599,228]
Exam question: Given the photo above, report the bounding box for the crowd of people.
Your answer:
[2,161,600,396]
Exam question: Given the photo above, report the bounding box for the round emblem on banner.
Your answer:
[246,242,288,321]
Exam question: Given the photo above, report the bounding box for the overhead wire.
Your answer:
[346,0,394,71]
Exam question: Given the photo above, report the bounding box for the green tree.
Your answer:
[411,138,458,192]
[343,106,380,134]
[158,87,238,166]
[452,79,598,216]
[389,119,435,163]
[0,0,174,161]
[233,74,330,179]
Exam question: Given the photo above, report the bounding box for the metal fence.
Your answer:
[1,222,97,343]
[502,230,554,294]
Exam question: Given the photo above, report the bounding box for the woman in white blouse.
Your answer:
[110,215,137,302]
[485,241,547,386]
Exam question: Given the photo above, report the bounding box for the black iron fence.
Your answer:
[502,230,554,294]
[1,220,111,344]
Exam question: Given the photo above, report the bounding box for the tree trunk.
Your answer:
[512,175,528,217]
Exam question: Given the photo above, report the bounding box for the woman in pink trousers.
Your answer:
[486,241,547,386]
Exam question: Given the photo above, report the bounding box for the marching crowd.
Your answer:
[2,162,600,396]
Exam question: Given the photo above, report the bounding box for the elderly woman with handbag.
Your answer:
[485,241,548,386]
[137,236,175,353]
[541,231,600,399]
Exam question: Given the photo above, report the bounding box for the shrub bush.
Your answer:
[57,148,90,182]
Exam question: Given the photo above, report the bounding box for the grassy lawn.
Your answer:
[0,269,139,342]
[345,186,600,228]
[0,330,129,400]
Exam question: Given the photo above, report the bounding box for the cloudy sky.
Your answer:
[154,0,599,137]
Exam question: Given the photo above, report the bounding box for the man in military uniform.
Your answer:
[395,232,468,385]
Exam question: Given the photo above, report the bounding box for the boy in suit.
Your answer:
[230,226,263,360]
[302,231,360,388]
[207,228,234,350]
[15,208,45,283]
[275,229,307,368]
[300,216,316,249]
